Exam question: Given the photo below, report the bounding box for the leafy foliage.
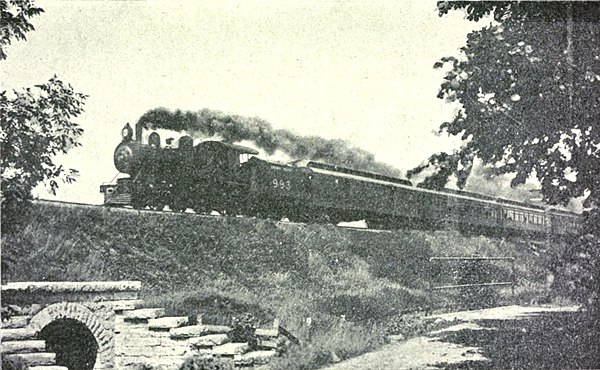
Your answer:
[229,312,258,348]
[1,0,87,233]
[1,77,87,232]
[0,0,44,60]
[413,2,600,208]
[178,356,234,370]
[1,355,28,370]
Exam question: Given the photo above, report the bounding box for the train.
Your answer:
[100,123,582,238]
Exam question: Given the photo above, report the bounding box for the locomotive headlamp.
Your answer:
[121,123,133,142]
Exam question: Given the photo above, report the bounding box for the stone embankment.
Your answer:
[1,281,292,369]
[113,307,287,369]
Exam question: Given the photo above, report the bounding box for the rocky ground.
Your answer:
[322,305,595,370]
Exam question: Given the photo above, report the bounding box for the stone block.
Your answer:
[148,316,188,330]
[2,315,30,329]
[110,299,145,311]
[234,350,277,366]
[189,333,229,347]
[29,367,69,370]
[2,281,141,294]
[1,327,37,341]
[387,334,406,342]
[115,336,162,350]
[4,352,56,366]
[256,328,279,337]
[258,338,278,349]
[113,291,139,300]
[122,308,165,320]
[170,324,231,339]
[212,342,249,356]
[1,340,46,354]
[115,343,191,357]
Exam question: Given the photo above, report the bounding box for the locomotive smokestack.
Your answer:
[135,120,143,142]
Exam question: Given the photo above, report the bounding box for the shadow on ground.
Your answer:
[431,311,599,369]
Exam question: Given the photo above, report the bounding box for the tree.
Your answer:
[1,0,87,232]
[411,2,600,209]
[0,0,43,61]
[421,0,600,321]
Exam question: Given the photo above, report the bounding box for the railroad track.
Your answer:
[33,198,390,232]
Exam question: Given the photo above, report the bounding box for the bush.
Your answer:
[178,356,234,370]
[2,355,28,370]
[229,312,258,349]
[268,319,385,370]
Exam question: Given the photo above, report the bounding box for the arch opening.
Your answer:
[38,318,98,370]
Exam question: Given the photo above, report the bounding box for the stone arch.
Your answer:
[29,302,113,370]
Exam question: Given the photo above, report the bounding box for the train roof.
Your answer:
[307,162,564,214]
[307,161,413,186]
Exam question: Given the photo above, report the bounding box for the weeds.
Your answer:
[1,202,565,369]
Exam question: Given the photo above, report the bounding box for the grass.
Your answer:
[0,202,574,369]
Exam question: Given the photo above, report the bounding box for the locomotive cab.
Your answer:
[194,141,258,176]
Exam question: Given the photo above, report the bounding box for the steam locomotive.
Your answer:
[100,123,582,237]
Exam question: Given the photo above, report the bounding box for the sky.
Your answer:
[1,0,482,204]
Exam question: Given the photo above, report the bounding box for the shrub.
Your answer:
[268,319,385,370]
[178,356,234,370]
[229,312,258,349]
[2,355,28,370]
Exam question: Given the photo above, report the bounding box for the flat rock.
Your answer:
[258,338,278,349]
[2,340,46,354]
[189,333,229,347]
[170,324,231,339]
[148,316,188,330]
[2,315,30,329]
[1,328,37,341]
[122,308,165,320]
[212,342,250,356]
[256,328,279,337]
[111,299,145,311]
[2,281,141,293]
[4,352,56,366]
[387,334,405,342]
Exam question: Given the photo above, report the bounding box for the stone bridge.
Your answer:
[1,281,286,370]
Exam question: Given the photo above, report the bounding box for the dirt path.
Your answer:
[323,305,584,370]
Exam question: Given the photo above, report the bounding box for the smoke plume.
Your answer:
[137,107,402,177]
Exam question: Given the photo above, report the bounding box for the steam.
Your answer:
[137,107,402,177]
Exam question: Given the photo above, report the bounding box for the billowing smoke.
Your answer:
[137,107,402,177]
[464,163,540,203]
[465,164,585,212]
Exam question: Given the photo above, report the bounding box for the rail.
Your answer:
[427,255,516,313]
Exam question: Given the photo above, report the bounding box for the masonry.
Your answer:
[1,281,286,370]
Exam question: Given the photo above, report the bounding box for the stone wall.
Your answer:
[1,281,291,370]
[2,281,142,370]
